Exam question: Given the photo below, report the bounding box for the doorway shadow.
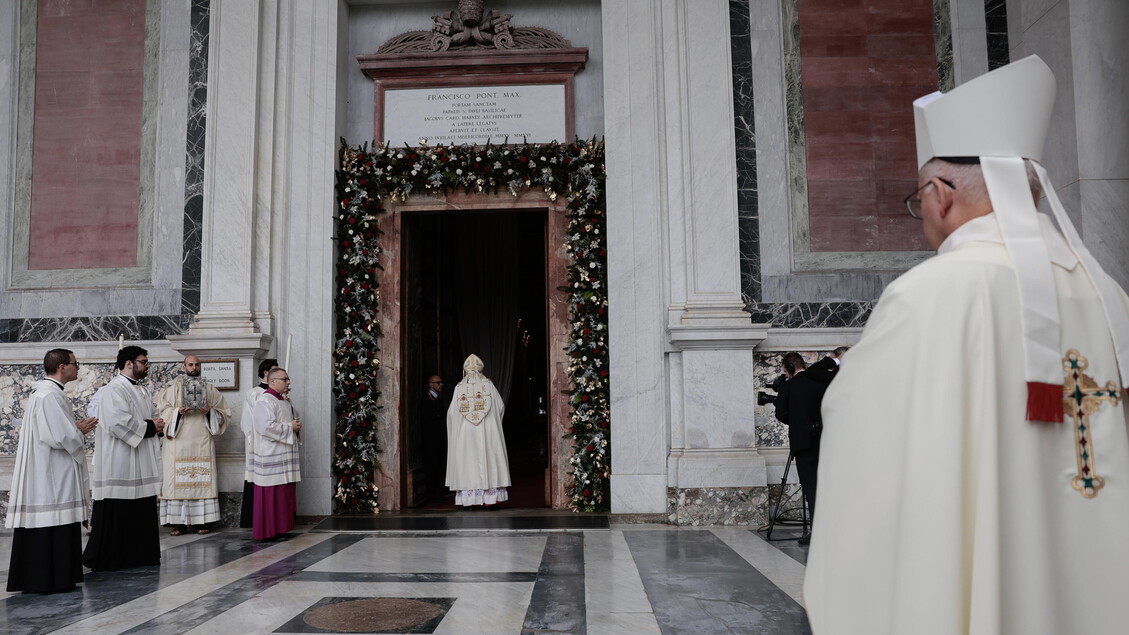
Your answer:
[402,210,550,509]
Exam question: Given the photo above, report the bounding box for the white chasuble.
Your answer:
[6,379,90,529]
[445,377,511,495]
[155,376,231,500]
[805,217,1129,635]
[90,374,162,500]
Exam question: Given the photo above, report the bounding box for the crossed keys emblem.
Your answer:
[1062,350,1121,498]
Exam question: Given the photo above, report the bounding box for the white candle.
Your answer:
[284,332,293,369]
[118,334,125,350]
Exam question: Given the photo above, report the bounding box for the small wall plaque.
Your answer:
[200,358,239,391]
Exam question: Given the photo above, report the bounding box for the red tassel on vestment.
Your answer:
[1026,381,1064,422]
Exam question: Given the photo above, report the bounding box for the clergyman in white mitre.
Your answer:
[445,354,512,507]
[804,55,1129,634]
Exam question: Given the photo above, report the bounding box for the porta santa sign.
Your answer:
[383,84,566,147]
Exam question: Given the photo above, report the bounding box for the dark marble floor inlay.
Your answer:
[312,514,610,532]
[122,534,367,634]
[625,530,811,634]
[522,533,586,634]
[289,571,538,583]
[274,596,455,634]
[0,533,267,635]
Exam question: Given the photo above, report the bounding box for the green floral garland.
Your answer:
[333,138,610,513]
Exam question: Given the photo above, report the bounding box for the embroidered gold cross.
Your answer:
[1062,350,1120,498]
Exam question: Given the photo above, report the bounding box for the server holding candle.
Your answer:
[249,367,302,540]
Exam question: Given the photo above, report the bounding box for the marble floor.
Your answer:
[0,517,812,634]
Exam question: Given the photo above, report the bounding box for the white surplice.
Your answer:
[90,374,162,500]
[250,391,301,487]
[445,375,511,504]
[6,379,90,529]
[805,214,1129,635]
[241,385,267,481]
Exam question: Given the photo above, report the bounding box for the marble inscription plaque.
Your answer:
[200,358,238,390]
[383,84,566,146]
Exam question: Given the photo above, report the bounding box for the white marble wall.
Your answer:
[0,0,191,319]
[1006,0,1129,289]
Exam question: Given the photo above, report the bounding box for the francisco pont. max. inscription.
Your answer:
[383,84,565,146]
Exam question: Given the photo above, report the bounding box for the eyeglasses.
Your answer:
[132,359,150,366]
[271,377,291,383]
[61,361,81,367]
[903,177,957,219]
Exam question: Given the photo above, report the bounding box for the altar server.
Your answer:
[446,354,511,507]
[250,368,301,540]
[805,56,1129,634]
[156,355,231,535]
[240,358,278,528]
[6,349,96,593]
[82,346,165,571]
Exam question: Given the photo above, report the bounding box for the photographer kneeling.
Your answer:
[774,352,826,545]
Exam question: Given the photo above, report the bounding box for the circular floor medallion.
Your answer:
[303,597,445,633]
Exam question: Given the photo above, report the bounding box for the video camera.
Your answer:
[757,373,788,406]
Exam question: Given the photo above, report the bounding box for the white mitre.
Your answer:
[456,354,492,424]
[463,354,484,375]
[914,55,1129,421]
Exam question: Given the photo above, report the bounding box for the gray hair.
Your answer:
[921,158,1043,206]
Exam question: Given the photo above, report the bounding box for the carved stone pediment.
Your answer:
[378,2,572,54]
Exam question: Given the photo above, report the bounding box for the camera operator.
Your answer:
[805,346,848,387]
[774,352,826,544]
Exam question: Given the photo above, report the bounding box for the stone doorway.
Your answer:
[375,191,573,511]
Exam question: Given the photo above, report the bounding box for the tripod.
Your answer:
[759,451,809,541]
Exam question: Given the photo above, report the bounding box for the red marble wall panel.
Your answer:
[27,0,147,270]
[800,0,936,253]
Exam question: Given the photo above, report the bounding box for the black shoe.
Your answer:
[798,532,811,545]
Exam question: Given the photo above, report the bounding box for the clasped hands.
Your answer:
[292,419,302,433]
[76,417,98,435]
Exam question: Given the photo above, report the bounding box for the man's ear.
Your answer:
[932,177,955,218]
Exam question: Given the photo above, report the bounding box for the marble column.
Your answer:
[664,1,767,494]
[185,0,263,338]
[605,0,767,515]
[272,0,341,516]
[171,0,342,515]
[167,1,272,480]
[603,0,669,515]
[948,0,989,84]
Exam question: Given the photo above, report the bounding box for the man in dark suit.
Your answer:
[420,375,447,501]
[775,352,827,544]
